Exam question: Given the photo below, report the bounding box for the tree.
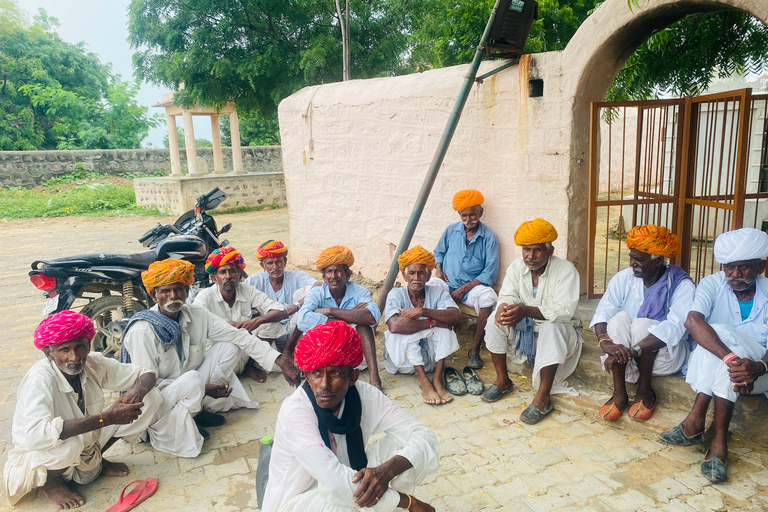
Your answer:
[221,113,281,146]
[162,127,213,149]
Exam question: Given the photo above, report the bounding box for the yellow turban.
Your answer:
[626,225,680,258]
[398,245,436,272]
[316,246,355,272]
[142,259,195,293]
[452,189,485,211]
[514,218,558,246]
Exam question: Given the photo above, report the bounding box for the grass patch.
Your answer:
[217,198,282,215]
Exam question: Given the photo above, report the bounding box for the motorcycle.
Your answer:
[28,187,231,357]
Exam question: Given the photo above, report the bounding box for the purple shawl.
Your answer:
[637,264,692,322]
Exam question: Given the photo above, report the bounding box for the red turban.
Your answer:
[257,240,288,261]
[316,246,355,272]
[452,189,484,211]
[34,310,95,350]
[142,259,195,293]
[626,225,680,259]
[294,321,363,372]
[205,246,246,274]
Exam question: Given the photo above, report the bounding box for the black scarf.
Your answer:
[302,380,368,471]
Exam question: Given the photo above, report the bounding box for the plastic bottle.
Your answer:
[255,435,273,509]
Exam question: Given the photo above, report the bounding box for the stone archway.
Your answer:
[561,0,768,281]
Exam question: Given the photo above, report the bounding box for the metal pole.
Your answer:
[375,0,503,313]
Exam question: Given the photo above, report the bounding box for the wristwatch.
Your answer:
[632,344,643,357]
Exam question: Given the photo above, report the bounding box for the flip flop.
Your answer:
[598,402,624,422]
[462,366,485,395]
[627,393,657,421]
[106,478,158,512]
[443,367,467,395]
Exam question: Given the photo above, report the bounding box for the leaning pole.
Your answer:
[375,0,503,313]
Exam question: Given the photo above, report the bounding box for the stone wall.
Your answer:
[0,146,282,188]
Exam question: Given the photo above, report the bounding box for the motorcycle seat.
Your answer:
[34,251,159,269]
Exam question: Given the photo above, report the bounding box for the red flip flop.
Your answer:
[106,478,158,512]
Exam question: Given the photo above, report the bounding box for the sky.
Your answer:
[22,0,214,148]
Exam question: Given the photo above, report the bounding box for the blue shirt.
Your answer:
[433,221,499,293]
[739,298,754,321]
[245,270,319,329]
[297,282,382,332]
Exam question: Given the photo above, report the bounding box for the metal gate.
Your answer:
[587,89,768,298]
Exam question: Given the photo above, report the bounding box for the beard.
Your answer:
[162,299,185,313]
[463,220,478,228]
[61,361,84,375]
[726,276,756,292]
[220,279,239,293]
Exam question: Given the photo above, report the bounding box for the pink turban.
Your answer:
[34,310,95,350]
[294,321,363,372]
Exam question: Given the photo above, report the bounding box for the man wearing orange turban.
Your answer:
[429,190,499,370]
[592,225,694,423]
[297,246,383,389]
[482,218,582,426]
[384,246,464,404]
[124,258,300,457]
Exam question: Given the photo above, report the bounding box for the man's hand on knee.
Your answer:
[103,401,144,426]
[205,383,232,399]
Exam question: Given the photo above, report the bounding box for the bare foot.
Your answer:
[419,382,442,404]
[244,366,268,383]
[40,478,84,510]
[101,459,130,477]
[432,377,454,404]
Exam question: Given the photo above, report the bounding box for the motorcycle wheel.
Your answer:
[81,296,146,359]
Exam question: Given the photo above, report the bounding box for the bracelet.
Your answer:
[426,318,434,327]
[99,413,104,428]
[597,337,611,347]
[722,352,738,365]
[404,493,412,511]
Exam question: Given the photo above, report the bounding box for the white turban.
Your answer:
[713,228,768,264]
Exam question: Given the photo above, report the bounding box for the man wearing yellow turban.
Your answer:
[482,218,582,426]
[297,246,383,389]
[123,259,300,457]
[429,190,499,370]
[591,225,694,423]
[383,246,464,404]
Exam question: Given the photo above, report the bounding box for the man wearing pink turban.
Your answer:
[263,322,439,512]
[4,311,161,509]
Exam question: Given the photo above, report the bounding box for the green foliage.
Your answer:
[221,113,280,146]
[218,197,282,215]
[162,127,213,148]
[0,1,161,150]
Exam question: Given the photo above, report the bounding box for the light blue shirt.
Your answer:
[690,272,768,348]
[297,282,382,332]
[433,221,499,294]
[244,270,317,306]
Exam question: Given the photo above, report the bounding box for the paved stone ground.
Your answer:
[1,210,767,512]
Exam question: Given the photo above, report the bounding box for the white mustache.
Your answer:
[463,221,478,228]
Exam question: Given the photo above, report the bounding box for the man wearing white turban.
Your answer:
[659,228,768,483]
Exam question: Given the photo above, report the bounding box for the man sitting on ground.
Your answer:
[591,225,694,421]
[244,240,320,360]
[122,259,300,458]
[263,321,439,512]
[482,218,582,425]
[384,245,463,405]
[659,228,768,483]
[194,246,290,382]
[297,246,383,389]
[4,311,161,509]
[428,189,499,370]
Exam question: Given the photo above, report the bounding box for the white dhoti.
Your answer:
[233,321,287,375]
[4,388,162,504]
[426,278,497,314]
[287,286,314,336]
[383,327,459,374]
[686,324,768,402]
[485,320,583,396]
[279,435,425,512]
[603,311,689,383]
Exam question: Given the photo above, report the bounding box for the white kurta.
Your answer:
[245,270,318,331]
[425,277,497,313]
[263,382,439,512]
[485,256,583,395]
[3,354,160,504]
[383,286,460,374]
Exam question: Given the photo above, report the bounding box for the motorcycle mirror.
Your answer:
[219,223,232,235]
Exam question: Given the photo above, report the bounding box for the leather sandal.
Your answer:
[598,401,625,422]
[443,366,467,396]
[627,392,657,421]
[701,451,727,483]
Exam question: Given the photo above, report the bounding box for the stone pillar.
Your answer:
[210,115,225,175]
[166,114,182,176]
[230,111,244,175]
[182,110,199,175]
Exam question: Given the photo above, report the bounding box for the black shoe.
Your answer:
[194,410,225,427]
[198,425,210,439]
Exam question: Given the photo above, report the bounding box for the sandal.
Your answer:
[106,478,158,512]
[443,367,467,395]
[658,424,705,446]
[598,401,625,422]
[466,351,483,369]
[627,393,657,421]
[462,366,485,395]
[701,452,727,483]
[481,383,513,403]
[520,402,553,424]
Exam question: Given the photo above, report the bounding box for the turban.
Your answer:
[625,225,680,258]
[514,218,558,246]
[257,240,288,261]
[205,246,246,274]
[714,228,768,264]
[294,321,363,372]
[34,310,95,350]
[316,246,355,272]
[142,259,195,293]
[452,189,485,211]
[397,245,436,272]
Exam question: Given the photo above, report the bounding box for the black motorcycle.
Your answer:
[29,188,231,357]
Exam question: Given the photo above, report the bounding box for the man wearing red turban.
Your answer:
[263,322,439,512]
[429,190,499,370]
[4,311,161,509]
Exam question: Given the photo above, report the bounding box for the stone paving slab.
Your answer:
[0,210,767,511]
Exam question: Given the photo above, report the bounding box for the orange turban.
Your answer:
[257,240,288,261]
[452,189,484,211]
[205,247,246,274]
[316,246,355,271]
[626,225,680,258]
[397,245,436,271]
[294,321,363,372]
[142,259,195,293]
[514,218,558,246]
